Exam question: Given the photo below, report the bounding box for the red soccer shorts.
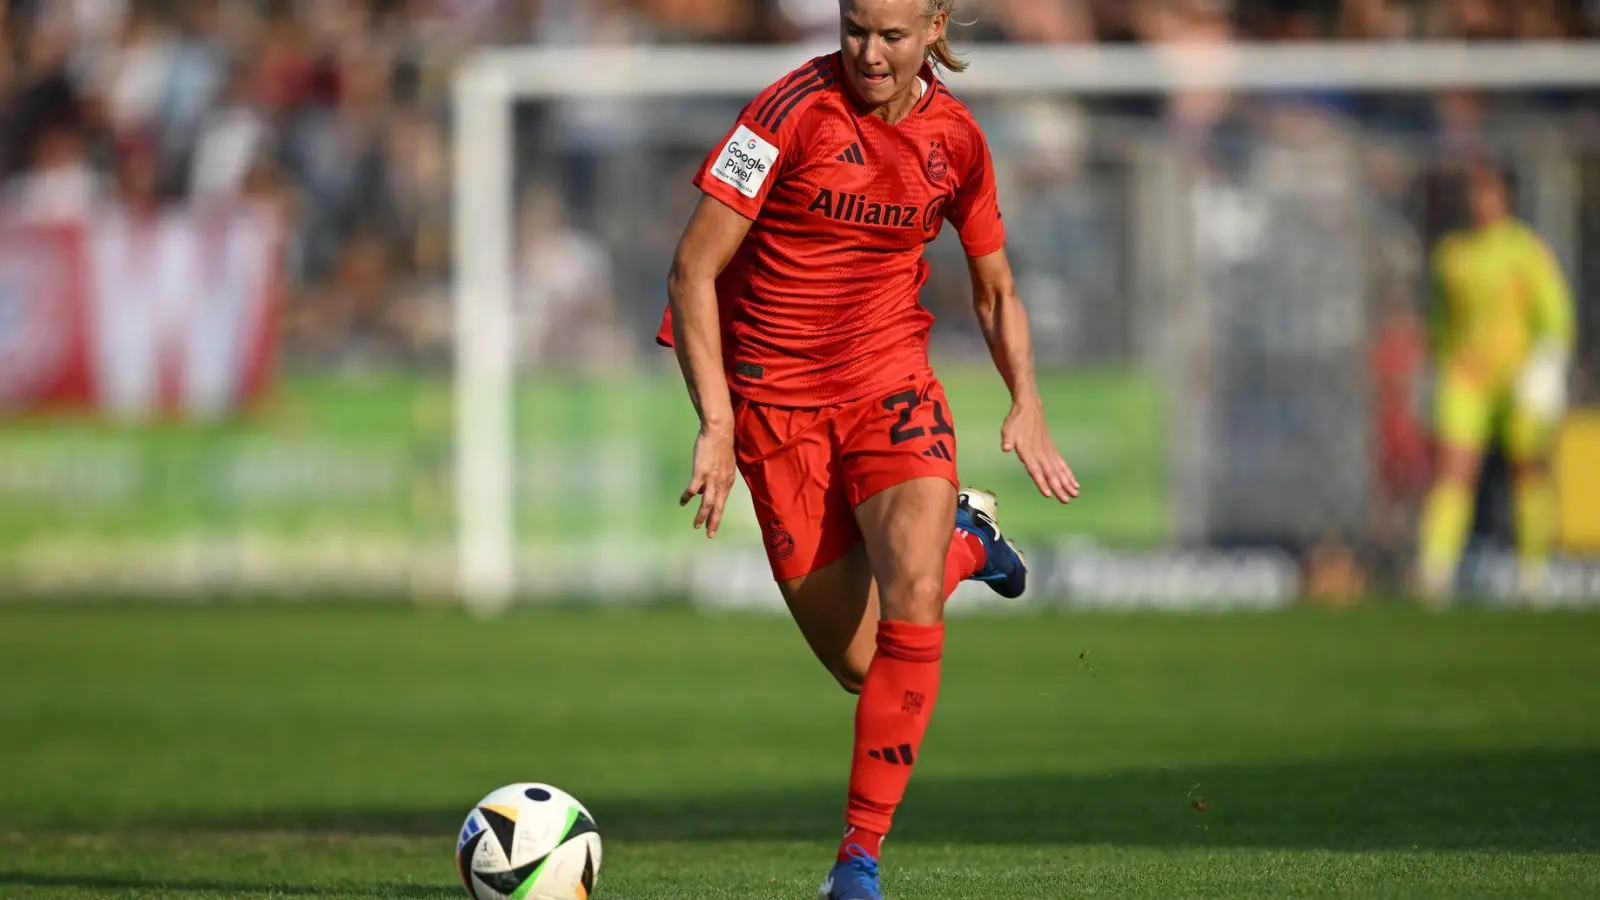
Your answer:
[734,371,960,582]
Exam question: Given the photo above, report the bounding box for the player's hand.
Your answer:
[1516,340,1570,424]
[680,424,737,538]
[1001,400,1080,504]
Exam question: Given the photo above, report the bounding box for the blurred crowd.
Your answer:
[0,0,1597,371]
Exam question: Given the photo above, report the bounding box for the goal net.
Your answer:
[452,41,1600,612]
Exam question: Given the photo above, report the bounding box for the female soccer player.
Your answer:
[657,2,1078,896]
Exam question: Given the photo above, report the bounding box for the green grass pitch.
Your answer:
[2,604,1599,899]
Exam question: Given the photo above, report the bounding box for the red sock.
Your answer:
[837,825,883,862]
[839,620,943,862]
[942,529,985,598]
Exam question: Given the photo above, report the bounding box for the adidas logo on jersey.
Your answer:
[921,441,952,461]
[836,142,865,165]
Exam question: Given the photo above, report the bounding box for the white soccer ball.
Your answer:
[456,783,602,900]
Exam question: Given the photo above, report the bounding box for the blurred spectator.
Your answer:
[0,0,1592,375]
[6,121,98,221]
[643,0,754,42]
[514,183,627,373]
[188,60,269,201]
[1337,0,1414,40]
[989,0,1095,42]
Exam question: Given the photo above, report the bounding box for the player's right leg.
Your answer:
[778,543,879,695]
[734,395,882,693]
[1417,367,1491,601]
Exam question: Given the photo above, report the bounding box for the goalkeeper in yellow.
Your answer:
[1418,163,1576,600]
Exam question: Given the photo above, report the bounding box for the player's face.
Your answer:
[839,0,944,111]
[1468,171,1508,227]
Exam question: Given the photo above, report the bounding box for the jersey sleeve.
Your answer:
[692,61,828,219]
[944,126,1006,258]
[693,116,784,220]
[665,99,786,348]
[1524,234,1576,352]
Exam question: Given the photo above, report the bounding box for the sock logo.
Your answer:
[901,690,925,715]
[866,743,916,765]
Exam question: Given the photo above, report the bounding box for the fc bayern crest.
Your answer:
[766,519,796,560]
[925,142,948,183]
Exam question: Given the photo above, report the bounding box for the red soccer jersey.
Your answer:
[656,52,1006,407]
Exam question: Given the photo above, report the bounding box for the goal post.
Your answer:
[454,61,517,613]
[452,41,1600,613]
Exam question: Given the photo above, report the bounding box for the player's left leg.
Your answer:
[736,388,997,698]
[1505,399,1560,600]
[817,374,979,900]
[818,475,955,900]
[779,493,1020,698]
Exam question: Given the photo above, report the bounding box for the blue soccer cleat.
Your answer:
[956,488,1028,599]
[818,844,882,900]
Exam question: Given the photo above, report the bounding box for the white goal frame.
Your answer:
[453,41,1600,613]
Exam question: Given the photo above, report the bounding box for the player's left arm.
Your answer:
[966,249,1079,504]
[1526,234,1576,355]
[945,126,1079,504]
[1516,234,1577,422]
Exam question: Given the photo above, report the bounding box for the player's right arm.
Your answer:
[655,56,826,350]
[665,64,819,538]
[665,59,823,537]
[669,196,752,540]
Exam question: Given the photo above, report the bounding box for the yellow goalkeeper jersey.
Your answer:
[1430,217,1575,384]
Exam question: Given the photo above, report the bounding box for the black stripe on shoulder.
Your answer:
[754,65,817,126]
[770,68,837,131]
[758,58,830,130]
[757,73,821,130]
[917,82,945,114]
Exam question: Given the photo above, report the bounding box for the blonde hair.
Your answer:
[924,0,967,73]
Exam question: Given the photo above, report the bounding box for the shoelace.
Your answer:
[842,843,880,875]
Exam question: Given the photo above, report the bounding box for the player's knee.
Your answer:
[879,573,945,624]
[831,661,865,695]
[831,643,872,694]
[1437,447,1483,486]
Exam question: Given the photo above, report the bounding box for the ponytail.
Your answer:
[924,0,968,73]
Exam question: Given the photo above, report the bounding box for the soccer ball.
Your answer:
[456,783,602,900]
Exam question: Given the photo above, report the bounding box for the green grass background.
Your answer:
[2,604,1597,898]
[0,365,1167,557]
